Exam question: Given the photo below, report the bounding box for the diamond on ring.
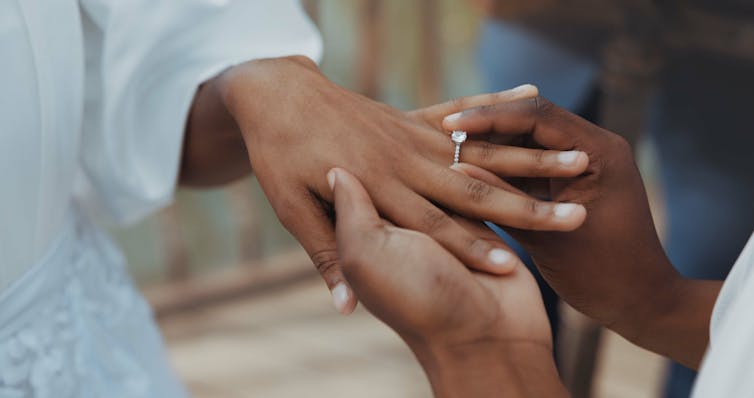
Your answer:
[451,130,467,165]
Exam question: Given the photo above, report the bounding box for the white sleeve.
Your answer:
[78,0,322,224]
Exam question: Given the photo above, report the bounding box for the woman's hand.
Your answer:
[329,167,567,398]
[215,57,588,313]
[444,96,721,369]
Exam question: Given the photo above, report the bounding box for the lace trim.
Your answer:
[0,221,152,398]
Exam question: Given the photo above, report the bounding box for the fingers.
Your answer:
[421,84,539,118]
[414,162,587,232]
[450,215,520,274]
[442,96,584,151]
[460,141,589,177]
[373,182,521,275]
[450,163,513,191]
[275,187,357,315]
[328,168,383,236]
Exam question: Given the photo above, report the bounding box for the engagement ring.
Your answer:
[451,130,467,166]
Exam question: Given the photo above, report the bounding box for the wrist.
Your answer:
[622,275,720,368]
[608,258,683,342]
[411,338,566,398]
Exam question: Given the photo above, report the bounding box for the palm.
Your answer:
[339,220,551,349]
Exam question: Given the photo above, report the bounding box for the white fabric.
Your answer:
[1,0,320,395]
[693,232,754,397]
[0,0,321,288]
[0,208,188,398]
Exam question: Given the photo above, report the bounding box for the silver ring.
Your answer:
[450,130,467,165]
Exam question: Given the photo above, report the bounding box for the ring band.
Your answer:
[451,130,467,165]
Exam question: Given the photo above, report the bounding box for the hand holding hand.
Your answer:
[444,96,717,368]
[219,57,588,314]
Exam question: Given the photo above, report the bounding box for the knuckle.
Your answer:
[450,96,470,110]
[533,95,556,117]
[610,133,633,156]
[528,149,548,174]
[420,208,451,232]
[465,179,492,203]
[472,141,497,163]
[310,248,341,275]
[524,198,547,226]
[477,103,500,117]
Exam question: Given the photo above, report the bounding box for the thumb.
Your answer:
[329,168,382,237]
[328,168,387,283]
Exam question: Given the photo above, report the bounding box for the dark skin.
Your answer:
[179,55,588,313]
[329,166,567,398]
[444,96,720,370]
[332,94,723,397]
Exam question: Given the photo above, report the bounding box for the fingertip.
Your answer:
[486,248,519,275]
[449,162,480,177]
[510,83,539,97]
[444,111,462,123]
[468,240,520,275]
[332,282,358,315]
[571,204,588,229]
[553,203,587,231]
[573,151,590,173]
[554,150,589,175]
[327,168,338,191]
[449,163,466,173]
[442,112,463,130]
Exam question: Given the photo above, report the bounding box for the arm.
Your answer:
[415,341,568,398]
[630,278,721,369]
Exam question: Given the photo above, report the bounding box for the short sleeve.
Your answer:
[78,0,322,224]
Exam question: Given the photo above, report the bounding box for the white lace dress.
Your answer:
[0,1,321,396]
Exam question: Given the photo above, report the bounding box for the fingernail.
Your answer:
[488,248,513,265]
[331,283,350,314]
[511,83,538,95]
[557,151,580,165]
[327,169,337,190]
[554,203,579,218]
[444,112,462,123]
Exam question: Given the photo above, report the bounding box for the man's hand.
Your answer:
[330,167,567,398]
[213,57,587,314]
[444,96,722,368]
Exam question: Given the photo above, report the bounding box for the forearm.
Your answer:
[615,277,722,370]
[412,340,568,398]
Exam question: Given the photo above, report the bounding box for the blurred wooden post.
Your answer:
[357,0,383,98]
[558,310,604,398]
[417,0,442,106]
[158,205,190,281]
[226,179,262,262]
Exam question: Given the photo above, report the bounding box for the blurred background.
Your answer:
[115,0,754,397]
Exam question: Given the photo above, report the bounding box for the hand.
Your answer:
[218,56,588,314]
[444,96,718,368]
[330,167,566,398]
